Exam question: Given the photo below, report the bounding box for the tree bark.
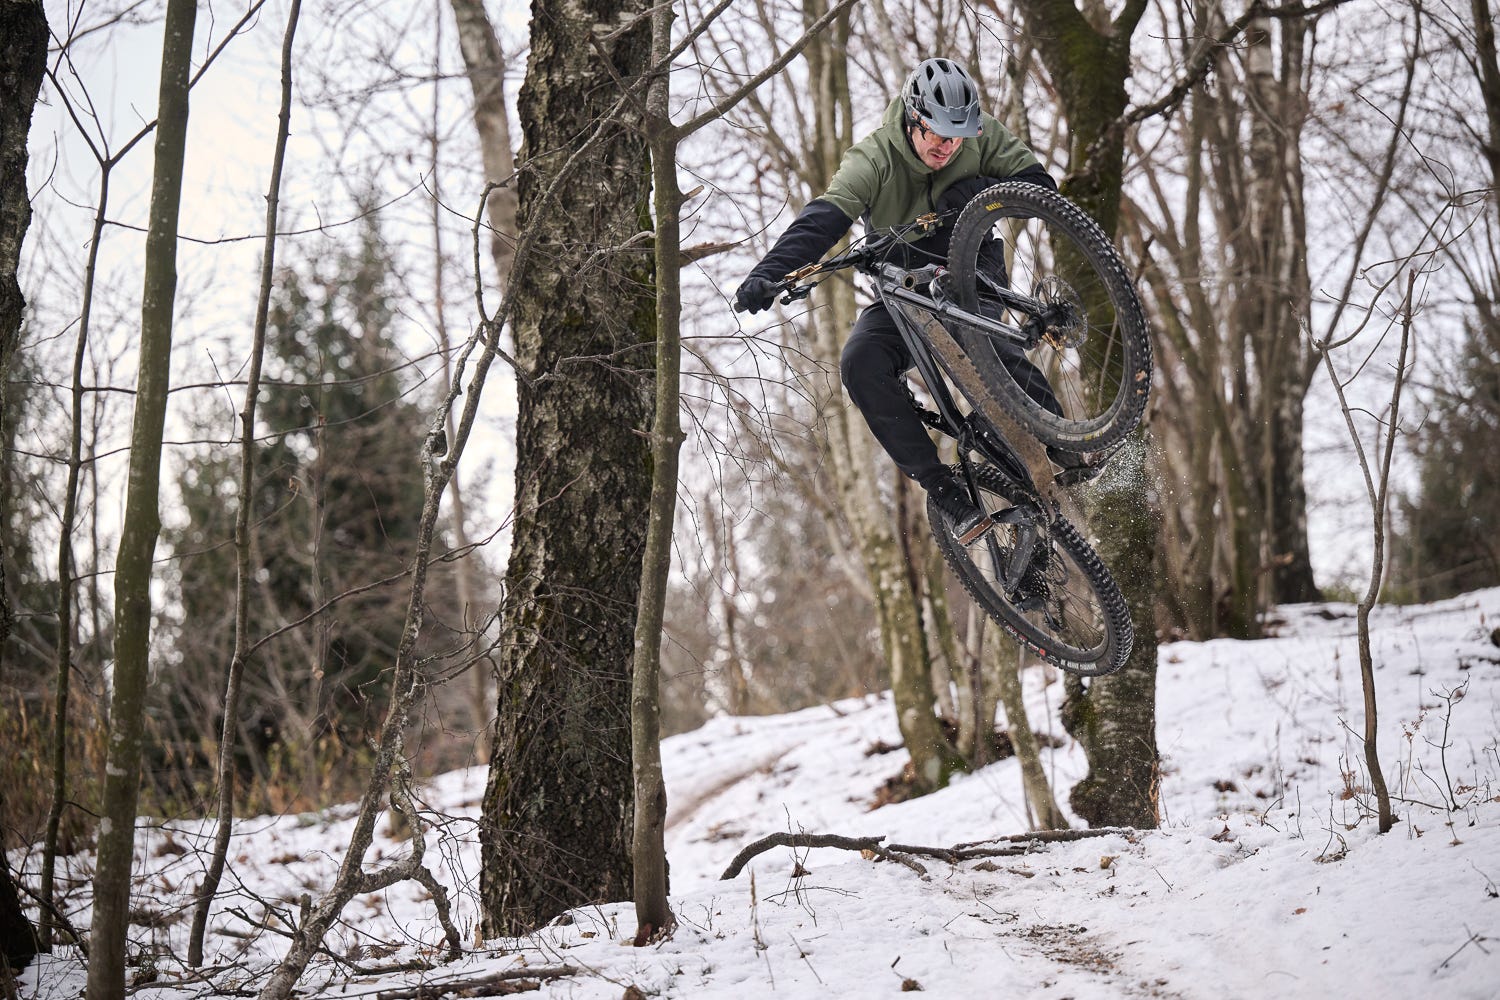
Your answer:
[0,0,47,669]
[1012,0,1161,828]
[479,0,655,938]
[86,1,196,995]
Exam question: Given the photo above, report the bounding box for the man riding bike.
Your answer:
[734,57,1067,544]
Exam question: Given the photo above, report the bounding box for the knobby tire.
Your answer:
[928,464,1132,677]
[946,182,1152,455]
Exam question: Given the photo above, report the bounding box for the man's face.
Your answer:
[909,120,965,170]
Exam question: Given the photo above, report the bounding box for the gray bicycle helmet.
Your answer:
[902,58,982,138]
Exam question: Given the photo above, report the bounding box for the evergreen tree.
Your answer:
[1393,311,1500,601]
[159,219,434,807]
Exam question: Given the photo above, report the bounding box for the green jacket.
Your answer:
[744,98,1051,286]
[820,97,1046,230]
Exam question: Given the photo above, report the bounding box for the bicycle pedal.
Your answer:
[955,512,999,546]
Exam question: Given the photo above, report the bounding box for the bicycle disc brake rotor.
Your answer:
[1032,275,1086,351]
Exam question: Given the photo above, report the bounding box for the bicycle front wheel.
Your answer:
[946,182,1151,454]
[928,463,1132,676]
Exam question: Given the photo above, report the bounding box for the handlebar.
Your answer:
[733,213,946,313]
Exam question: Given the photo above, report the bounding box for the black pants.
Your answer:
[839,301,1061,486]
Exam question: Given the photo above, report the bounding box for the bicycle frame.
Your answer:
[871,275,1046,597]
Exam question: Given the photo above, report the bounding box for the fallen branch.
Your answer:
[721,826,1144,881]
[953,827,1139,849]
[885,843,1030,863]
[373,965,577,1000]
[720,833,928,880]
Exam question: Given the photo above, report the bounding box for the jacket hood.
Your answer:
[879,97,933,176]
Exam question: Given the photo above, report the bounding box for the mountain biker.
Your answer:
[734,57,1064,544]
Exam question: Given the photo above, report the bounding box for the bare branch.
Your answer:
[673,0,865,140]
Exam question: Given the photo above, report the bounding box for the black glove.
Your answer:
[734,275,779,314]
[936,175,1002,216]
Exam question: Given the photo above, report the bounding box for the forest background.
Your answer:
[0,0,1497,995]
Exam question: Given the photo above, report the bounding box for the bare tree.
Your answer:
[86,0,197,994]
[31,0,270,943]
[1313,271,1415,834]
[187,0,302,967]
[1121,3,1344,639]
[629,0,868,939]
[1004,0,1162,828]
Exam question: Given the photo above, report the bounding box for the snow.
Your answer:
[17,589,1500,998]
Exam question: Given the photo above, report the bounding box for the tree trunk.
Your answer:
[1252,19,1319,605]
[433,0,493,749]
[86,1,196,995]
[993,647,1067,830]
[1014,0,1161,828]
[448,0,519,284]
[0,792,37,976]
[0,0,47,667]
[629,0,681,942]
[479,0,655,938]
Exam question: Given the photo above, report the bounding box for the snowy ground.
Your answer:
[16,589,1500,998]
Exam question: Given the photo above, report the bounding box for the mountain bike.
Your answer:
[745,182,1152,676]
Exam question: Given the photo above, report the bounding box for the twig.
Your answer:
[1435,927,1489,972]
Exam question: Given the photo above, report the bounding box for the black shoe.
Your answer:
[925,472,994,544]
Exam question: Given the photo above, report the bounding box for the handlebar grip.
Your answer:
[734,281,796,313]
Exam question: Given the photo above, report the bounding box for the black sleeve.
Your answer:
[747,199,855,283]
[1010,163,1058,192]
[937,166,1058,217]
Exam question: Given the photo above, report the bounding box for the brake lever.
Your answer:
[779,284,814,305]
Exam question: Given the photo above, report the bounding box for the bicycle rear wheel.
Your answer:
[945,182,1151,454]
[928,463,1132,676]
